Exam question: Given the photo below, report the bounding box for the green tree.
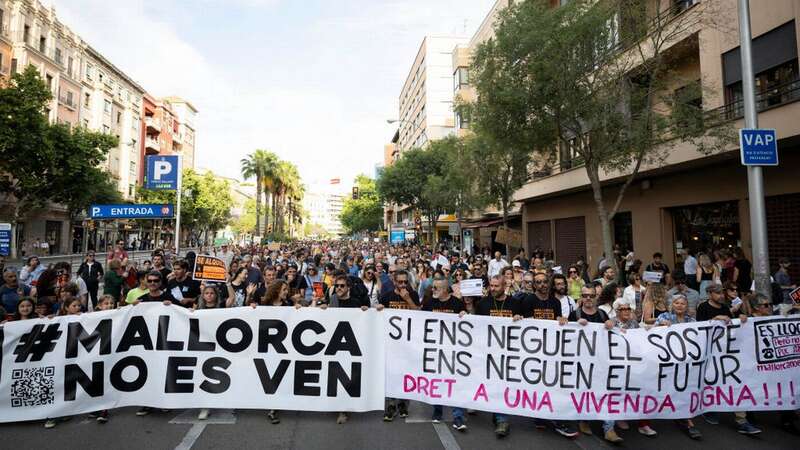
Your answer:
[231,198,257,237]
[470,0,731,261]
[0,66,119,257]
[377,145,450,242]
[241,149,275,235]
[340,175,383,235]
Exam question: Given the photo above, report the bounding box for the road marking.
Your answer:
[174,423,206,450]
[432,422,462,450]
[170,409,237,425]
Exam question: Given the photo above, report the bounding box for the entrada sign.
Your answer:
[89,204,174,219]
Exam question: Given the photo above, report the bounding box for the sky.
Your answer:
[45,0,496,188]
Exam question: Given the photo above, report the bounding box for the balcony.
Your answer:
[58,94,76,110]
[706,77,800,123]
[145,117,160,133]
[0,24,10,40]
[145,136,160,154]
[173,132,183,144]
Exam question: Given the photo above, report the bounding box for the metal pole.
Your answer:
[738,0,771,300]
[174,155,182,258]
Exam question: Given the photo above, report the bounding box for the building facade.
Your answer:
[0,0,198,256]
[458,0,800,280]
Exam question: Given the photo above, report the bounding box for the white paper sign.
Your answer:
[384,310,800,420]
[459,279,484,297]
[642,271,663,283]
[552,266,562,275]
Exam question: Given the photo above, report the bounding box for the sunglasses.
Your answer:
[581,293,596,298]
[534,280,548,285]
[335,284,347,288]
[146,279,160,283]
[568,270,577,274]
[617,307,632,311]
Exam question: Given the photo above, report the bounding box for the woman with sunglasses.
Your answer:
[360,264,382,307]
[566,265,585,300]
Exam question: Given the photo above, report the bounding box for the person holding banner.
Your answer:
[322,273,371,424]
[476,276,522,438]
[568,285,614,438]
[166,260,201,308]
[377,270,420,421]
[695,284,761,435]
[135,271,178,306]
[421,277,468,431]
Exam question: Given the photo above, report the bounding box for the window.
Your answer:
[82,119,89,128]
[45,74,53,91]
[23,25,30,43]
[129,184,135,197]
[455,110,470,129]
[104,99,112,113]
[726,59,799,113]
[130,161,136,175]
[98,72,104,83]
[67,57,73,76]
[55,47,62,64]
[84,93,90,107]
[66,91,73,107]
[673,81,703,131]
[86,63,94,80]
[11,58,17,74]
[116,111,122,124]
[39,36,46,53]
[453,67,469,91]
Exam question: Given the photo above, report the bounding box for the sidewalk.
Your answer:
[4,248,201,273]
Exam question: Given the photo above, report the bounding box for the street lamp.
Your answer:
[386,118,427,147]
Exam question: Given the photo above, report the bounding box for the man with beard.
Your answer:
[475,276,524,437]
[551,273,576,318]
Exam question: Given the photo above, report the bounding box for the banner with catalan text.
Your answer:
[385,310,800,420]
[0,306,798,422]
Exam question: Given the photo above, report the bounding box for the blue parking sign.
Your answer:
[146,155,180,190]
[740,129,778,166]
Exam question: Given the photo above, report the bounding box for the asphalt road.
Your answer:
[1,401,797,450]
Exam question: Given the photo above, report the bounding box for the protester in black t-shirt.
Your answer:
[151,253,171,290]
[136,271,178,305]
[284,264,308,305]
[377,270,420,311]
[645,252,670,285]
[475,275,522,318]
[517,272,565,323]
[694,284,759,435]
[321,273,369,425]
[377,270,419,422]
[166,259,201,308]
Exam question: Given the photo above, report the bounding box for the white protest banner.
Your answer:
[459,279,484,297]
[0,304,384,422]
[385,310,800,420]
[642,271,663,283]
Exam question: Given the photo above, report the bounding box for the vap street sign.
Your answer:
[145,155,180,190]
[90,204,174,219]
[740,129,778,166]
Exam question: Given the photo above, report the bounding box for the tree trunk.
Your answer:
[502,202,510,259]
[255,177,262,236]
[264,189,274,236]
[587,166,615,274]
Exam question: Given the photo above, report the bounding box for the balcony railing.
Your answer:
[706,77,800,123]
[58,95,76,109]
[145,137,160,150]
[145,117,160,132]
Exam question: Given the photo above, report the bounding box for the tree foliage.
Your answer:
[0,66,120,256]
[470,0,733,260]
[340,174,383,235]
[138,169,233,240]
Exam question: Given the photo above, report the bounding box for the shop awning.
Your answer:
[462,218,507,229]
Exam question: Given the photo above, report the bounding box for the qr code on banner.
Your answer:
[10,366,55,407]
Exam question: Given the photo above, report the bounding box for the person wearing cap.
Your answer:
[695,283,760,435]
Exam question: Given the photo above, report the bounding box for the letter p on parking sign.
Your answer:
[146,155,180,190]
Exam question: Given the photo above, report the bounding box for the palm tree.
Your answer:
[272,161,301,234]
[259,152,280,233]
[240,149,271,236]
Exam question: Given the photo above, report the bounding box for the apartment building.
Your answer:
[164,96,198,170]
[0,0,198,255]
[459,0,800,279]
[386,35,468,233]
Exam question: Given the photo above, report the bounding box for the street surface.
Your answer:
[1,401,797,450]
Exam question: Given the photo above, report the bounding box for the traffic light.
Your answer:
[352,186,359,200]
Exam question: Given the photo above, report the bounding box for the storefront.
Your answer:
[671,200,741,255]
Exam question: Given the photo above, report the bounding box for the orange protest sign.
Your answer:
[192,255,227,282]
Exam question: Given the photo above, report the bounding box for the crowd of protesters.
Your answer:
[0,239,798,441]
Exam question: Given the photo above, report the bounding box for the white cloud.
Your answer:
[46,0,494,190]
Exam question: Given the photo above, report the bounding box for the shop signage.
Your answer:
[0,223,11,256]
[740,129,778,166]
[89,204,174,219]
[145,155,180,190]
